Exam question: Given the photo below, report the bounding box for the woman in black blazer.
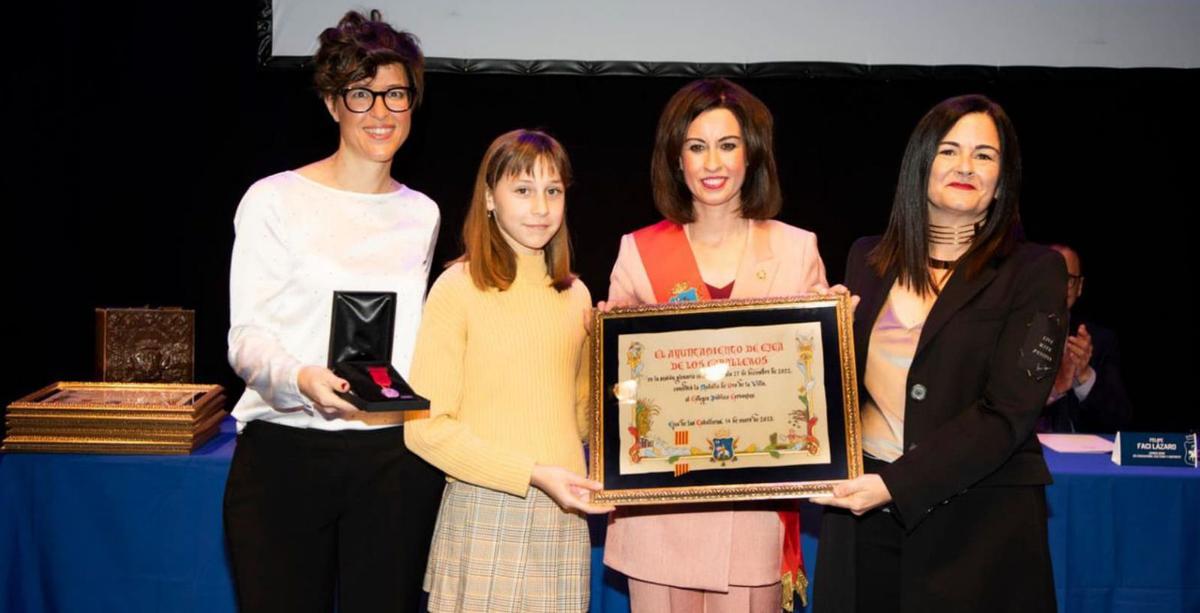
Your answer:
[813,95,1067,613]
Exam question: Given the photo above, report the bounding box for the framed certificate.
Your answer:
[590,295,862,505]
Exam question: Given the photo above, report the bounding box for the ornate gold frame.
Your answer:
[4,381,226,454]
[590,295,861,505]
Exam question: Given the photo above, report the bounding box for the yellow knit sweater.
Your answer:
[404,252,592,497]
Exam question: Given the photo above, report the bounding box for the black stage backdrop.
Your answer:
[4,2,1196,431]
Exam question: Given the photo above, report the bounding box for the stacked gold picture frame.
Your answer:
[3,382,225,454]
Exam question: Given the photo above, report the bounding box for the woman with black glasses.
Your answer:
[223,10,442,612]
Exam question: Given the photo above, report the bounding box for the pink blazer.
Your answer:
[603,219,828,591]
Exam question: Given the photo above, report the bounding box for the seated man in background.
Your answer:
[1042,244,1134,433]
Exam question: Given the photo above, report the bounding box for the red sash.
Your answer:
[632,221,711,303]
[780,507,807,610]
[633,219,806,609]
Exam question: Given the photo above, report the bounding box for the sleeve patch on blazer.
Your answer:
[1019,312,1063,381]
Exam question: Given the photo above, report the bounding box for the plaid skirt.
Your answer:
[424,481,590,613]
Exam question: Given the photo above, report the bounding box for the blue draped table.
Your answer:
[1041,445,1200,612]
[0,419,238,613]
[2,421,1196,612]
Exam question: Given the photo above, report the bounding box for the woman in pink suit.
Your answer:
[603,78,827,613]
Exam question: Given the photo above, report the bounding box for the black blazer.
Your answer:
[847,236,1068,528]
[814,236,1068,613]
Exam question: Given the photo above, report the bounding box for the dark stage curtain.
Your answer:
[4,2,1196,432]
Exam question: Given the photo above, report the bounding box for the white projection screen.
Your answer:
[264,0,1200,69]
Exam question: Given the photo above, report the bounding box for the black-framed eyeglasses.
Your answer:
[1067,274,1084,288]
[340,86,414,113]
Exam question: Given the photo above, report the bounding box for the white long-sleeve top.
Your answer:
[227,170,439,431]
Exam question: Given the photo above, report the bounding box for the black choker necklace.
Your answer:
[928,257,957,270]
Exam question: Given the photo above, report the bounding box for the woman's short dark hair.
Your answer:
[870,94,1024,295]
[312,10,425,107]
[650,79,782,224]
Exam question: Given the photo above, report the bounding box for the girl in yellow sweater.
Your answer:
[405,129,613,613]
